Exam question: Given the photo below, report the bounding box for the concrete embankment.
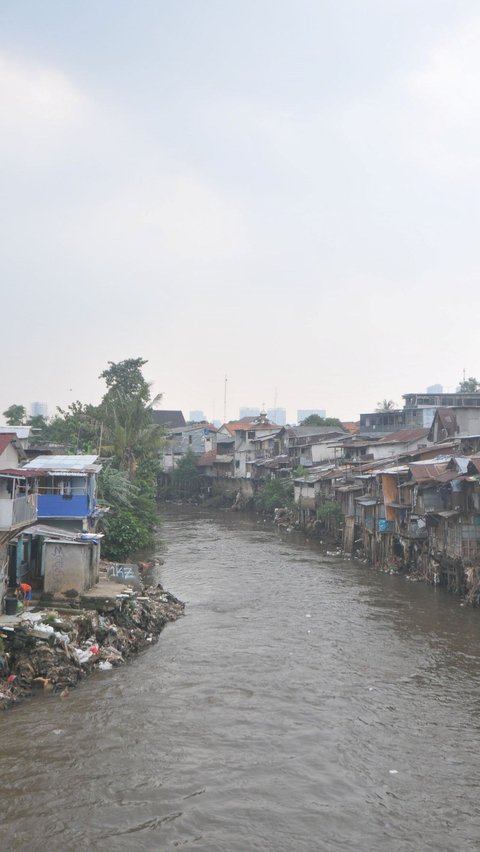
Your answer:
[0,584,184,710]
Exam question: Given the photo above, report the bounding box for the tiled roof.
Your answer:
[224,420,278,434]
[341,421,360,434]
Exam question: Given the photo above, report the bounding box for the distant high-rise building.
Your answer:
[239,406,260,419]
[297,408,326,423]
[426,384,443,394]
[267,407,286,425]
[189,410,206,422]
[30,401,48,418]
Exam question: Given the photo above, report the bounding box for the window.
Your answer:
[247,431,255,439]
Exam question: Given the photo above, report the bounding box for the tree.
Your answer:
[376,399,397,412]
[100,357,151,403]
[172,449,200,496]
[95,358,165,555]
[102,389,165,479]
[47,401,100,453]
[3,404,26,425]
[457,377,480,393]
[300,414,344,428]
[27,414,49,440]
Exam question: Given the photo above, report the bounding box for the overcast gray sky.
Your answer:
[1,1,479,422]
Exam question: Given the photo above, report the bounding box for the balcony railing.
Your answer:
[0,495,37,530]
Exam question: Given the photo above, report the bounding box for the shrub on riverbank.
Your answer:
[254,479,294,513]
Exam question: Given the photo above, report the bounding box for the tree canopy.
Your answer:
[3,404,26,425]
[100,357,151,403]
[300,414,344,428]
[457,377,480,393]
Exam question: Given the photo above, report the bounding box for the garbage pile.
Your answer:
[0,585,184,710]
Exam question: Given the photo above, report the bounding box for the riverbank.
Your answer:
[0,582,184,710]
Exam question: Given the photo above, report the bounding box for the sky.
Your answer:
[1,0,480,423]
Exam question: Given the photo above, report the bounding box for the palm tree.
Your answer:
[103,390,165,479]
[376,399,397,412]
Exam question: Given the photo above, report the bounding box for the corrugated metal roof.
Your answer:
[0,425,31,439]
[409,461,454,482]
[287,426,345,438]
[24,455,100,472]
[377,428,430,444]
[254,431,282,442]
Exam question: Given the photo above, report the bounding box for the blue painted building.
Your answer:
[22,455,103,532]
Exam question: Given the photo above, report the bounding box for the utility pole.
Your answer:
[223,375,228,423]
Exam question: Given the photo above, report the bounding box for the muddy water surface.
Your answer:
[1,506,480,851]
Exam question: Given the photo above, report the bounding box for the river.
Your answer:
[2,505,480,851]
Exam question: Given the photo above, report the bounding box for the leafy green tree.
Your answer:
[172,449,200,495]
[3,404,26,425]
[301,414,344,428]
[47,401,100,453]
[457,377,480,393]
[100,357,151,404]
[27,414,49,439]
[101,508,151,561]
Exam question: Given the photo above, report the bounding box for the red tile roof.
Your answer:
[224,420,278,435]
[341,421,360,434]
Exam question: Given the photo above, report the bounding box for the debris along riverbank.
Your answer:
[0,575,184,710]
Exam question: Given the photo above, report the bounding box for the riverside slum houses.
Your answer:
[160,412,347,494]
[294,416,480,600]
[0,432,104,612]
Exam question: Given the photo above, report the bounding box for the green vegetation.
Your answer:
[2,357,164,561]
[457,377,480,393]
[300,414,344,428]
[3,404,26,425]
[316,500,341,521]
[254,478,294,513]
[95,358,164,559]
[172,449,201,496]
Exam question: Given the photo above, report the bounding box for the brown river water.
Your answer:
[2,505,480,851]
